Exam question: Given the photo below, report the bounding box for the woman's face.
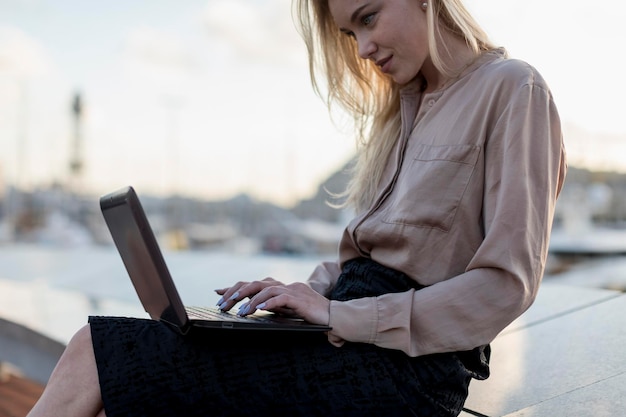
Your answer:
[328,0,429,85]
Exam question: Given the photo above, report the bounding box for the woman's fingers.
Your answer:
[214,281,247,310]
[217,280,331,326]
[236,291,294,317]
[238,282,330,325]
[214,278,282,311]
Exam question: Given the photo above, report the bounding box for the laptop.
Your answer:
[100,186,331,335]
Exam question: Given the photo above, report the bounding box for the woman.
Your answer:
[27,0,566,416]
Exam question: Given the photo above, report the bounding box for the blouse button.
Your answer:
[428,99,436,107]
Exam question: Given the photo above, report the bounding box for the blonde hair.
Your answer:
[293,0,495,212]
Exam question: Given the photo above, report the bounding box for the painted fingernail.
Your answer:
[238,304,249,316]
[219,302,228,310]
[216,297,224,306]
[256,302,266,310]
[229,291,240,301]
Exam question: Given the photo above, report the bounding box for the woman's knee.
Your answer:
[56,324,96,370]
[69,324,93,348]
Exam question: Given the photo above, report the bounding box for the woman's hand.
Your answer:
[215,278,282,311]
[215,279,330,326]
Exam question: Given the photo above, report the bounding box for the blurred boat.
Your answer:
[550,226,626,256]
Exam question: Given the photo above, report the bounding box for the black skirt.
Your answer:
[90,258,490,417]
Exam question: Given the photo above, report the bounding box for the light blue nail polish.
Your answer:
[216,296,224,306]
[238,304,249,316]
[256,302,266,310]
[219,302,228,310]
[229,291,239,301]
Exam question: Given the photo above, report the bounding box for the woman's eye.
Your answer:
[361,13,376,26]
[340,12,376,38]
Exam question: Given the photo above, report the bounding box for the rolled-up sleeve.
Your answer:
[306,260,342,297]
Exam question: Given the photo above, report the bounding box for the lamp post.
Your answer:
[69,92,83,181]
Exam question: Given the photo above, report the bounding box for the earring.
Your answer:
[421,2,427,10]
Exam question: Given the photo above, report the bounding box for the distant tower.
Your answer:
[69,92,84,180]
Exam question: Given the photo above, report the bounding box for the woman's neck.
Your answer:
[421,35,479,94]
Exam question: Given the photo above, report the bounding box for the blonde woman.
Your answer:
[27,1,566,416]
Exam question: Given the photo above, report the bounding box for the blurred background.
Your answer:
[1,0,626,344]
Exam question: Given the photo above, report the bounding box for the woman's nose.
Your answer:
[357,35,377,60]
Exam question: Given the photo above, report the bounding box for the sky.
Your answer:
[1,0,625,207]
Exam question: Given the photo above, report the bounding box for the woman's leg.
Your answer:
[27,324,104,417]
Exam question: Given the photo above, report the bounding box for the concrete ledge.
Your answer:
[0,317,66,385]
[462,283,626,416]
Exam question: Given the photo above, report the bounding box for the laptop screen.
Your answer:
[100,187,188,329]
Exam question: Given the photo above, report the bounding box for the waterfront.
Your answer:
[0,244,325,344]
[2,240,626,345]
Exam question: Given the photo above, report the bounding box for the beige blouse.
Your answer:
[307,49,567,357]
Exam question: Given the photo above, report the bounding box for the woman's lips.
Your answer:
[376,56,392,73]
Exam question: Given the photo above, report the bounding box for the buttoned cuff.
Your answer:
[327,297,378,347]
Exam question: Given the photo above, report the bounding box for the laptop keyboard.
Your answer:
[185,306,265,322]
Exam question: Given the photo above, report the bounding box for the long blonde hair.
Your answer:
[293,0,495,212]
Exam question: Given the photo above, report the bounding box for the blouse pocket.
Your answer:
[382,144,480,231]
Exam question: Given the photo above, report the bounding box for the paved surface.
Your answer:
[461,282,626,417]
